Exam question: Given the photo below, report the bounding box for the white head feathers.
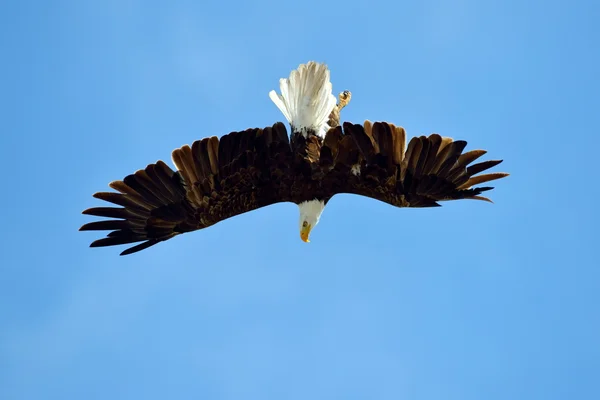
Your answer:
[298,199,326,230]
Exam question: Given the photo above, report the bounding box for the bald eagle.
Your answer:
[80,61,508,255]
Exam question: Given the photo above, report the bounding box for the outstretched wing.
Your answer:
[80,122,294,255]
[319,121,508,207]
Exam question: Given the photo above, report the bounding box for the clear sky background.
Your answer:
[1,0,598,399]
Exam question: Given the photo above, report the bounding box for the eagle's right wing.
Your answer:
[80,122,294,256]
[321,121,509,208]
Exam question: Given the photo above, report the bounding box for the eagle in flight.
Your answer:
[80,61,509,255]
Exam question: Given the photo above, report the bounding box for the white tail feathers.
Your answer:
[269,61,337,138]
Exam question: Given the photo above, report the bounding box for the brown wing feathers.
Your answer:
[81,119,507,254]
[338,121,508,207]
[81,161,195,255]
[80,123,292,255]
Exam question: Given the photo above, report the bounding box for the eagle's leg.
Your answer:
[327,90,352,128]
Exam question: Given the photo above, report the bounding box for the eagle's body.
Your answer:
[80,61,508,255]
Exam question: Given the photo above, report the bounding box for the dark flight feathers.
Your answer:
[80,121,508,255]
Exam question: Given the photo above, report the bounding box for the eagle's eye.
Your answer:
[302,221,308,228]
[342,90,350,97]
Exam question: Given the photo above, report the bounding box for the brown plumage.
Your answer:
[80,120,508,255]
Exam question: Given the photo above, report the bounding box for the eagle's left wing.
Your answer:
[80,122,295,255]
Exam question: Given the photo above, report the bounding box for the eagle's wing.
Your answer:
[80,122,294,255]
[320,121,508,207]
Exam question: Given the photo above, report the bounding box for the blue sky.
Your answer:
[1,0,599,399]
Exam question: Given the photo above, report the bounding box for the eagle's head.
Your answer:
[298,199,326,243]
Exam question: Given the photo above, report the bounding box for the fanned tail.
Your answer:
[269,61,337,138]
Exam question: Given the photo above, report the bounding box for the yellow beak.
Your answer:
[300,224,312,243]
